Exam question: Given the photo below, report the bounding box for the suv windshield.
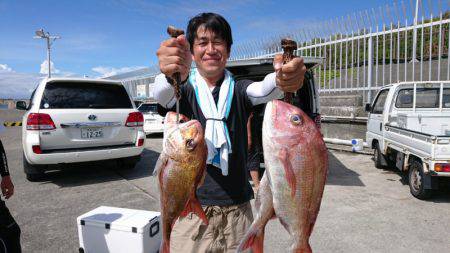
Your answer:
[40,81,133,109]
[138,104,158,113]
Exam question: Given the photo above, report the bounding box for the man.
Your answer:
[154,12,306,252]
[0,140,22,253]
[246,112,260,192]
[246,104,265,192]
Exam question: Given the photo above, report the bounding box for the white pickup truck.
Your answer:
[366,81,450,199]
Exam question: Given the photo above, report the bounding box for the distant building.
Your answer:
[104,67,159,100]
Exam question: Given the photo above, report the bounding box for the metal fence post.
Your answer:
[376,26,379,87]
[397,21,401,83]
[438,11,443,81]
[405,19,408,82]
[412,0,420,63]
[448,16,450,80]
[382,24,386,86]
[368,36,373,103]
[351,30,354,89]
[421,15,425,81]
[429,13,434,81]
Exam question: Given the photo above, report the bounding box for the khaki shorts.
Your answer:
[170,201,253,253]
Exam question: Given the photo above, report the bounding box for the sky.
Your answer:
[0,0,414,99]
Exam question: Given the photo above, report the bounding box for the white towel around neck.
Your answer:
[189,68,234,176]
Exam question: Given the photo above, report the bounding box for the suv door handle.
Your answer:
[380,123,382,131]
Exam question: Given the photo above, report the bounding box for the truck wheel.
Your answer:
[408,160,432,200]
[23,154,46,182]
[374,143,384,169]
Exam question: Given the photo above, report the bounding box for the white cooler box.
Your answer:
[77,206,161,253]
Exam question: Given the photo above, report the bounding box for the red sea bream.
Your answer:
[238,100,328,253]
[154,112,208,253]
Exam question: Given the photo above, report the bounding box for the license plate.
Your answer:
[81,128,103,139]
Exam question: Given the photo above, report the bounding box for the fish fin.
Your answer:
[255,188,262,211]
[197,169,206,189]
[159,239,170,253]
[279,148,296,198]
[236,223,265,253]
[270,212,277,220]
[293,243,312,253]
[152,153,168,177]
[180,197,208,225]
[238,171,272,253]
[278,216,291,235]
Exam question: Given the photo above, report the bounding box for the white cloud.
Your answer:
[92,66,146,78]
[0,64,13,73]
[0,62,77,99]
[0,71,42,99]
[0,63,38,99]
[40,60,60,75]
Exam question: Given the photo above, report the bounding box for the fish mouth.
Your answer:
[271,100,291,115]
[164,112,189,125]
[264,100,277,129]
[183,120,202,134]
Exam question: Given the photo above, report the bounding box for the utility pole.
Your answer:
[34,29,60,78]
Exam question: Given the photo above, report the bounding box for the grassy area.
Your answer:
[298,13,450,70]
[317,69,361,88]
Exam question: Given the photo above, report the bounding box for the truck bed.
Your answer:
[385,124,450,161]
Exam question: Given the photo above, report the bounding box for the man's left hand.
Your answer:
[1,176,14,199]
[273,54,307,93]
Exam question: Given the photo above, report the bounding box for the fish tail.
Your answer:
[236,223,265,253]
[180,197,209,225]
[293,241,312,253]
[191,197,208,225]
[159,239,170,253]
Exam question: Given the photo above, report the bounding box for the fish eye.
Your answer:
[186,139,196,151]
[179,119,185,123]
[290,114,302,125]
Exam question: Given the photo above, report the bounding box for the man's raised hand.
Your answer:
[156,34,192,82]
[273,54,306,93]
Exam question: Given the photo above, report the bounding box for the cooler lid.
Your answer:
[77,206,160,234]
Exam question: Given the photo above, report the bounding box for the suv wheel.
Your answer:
[408,160,432,200]
[23,154,46,182]
[118,155,140,170]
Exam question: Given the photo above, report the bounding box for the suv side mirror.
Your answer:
[365,103,371,112]
[16,101,27,110]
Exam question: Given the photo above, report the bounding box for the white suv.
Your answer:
[137,102,164,134]
[16,78,146,181]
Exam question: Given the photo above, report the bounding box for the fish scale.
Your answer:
[238,100,328,253]
[154,112,208,253]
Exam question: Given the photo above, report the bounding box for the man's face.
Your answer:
[192,26,229,79]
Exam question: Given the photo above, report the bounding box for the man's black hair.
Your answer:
[186,12,233,53]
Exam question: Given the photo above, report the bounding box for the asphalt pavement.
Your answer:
[1,109,450,253]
